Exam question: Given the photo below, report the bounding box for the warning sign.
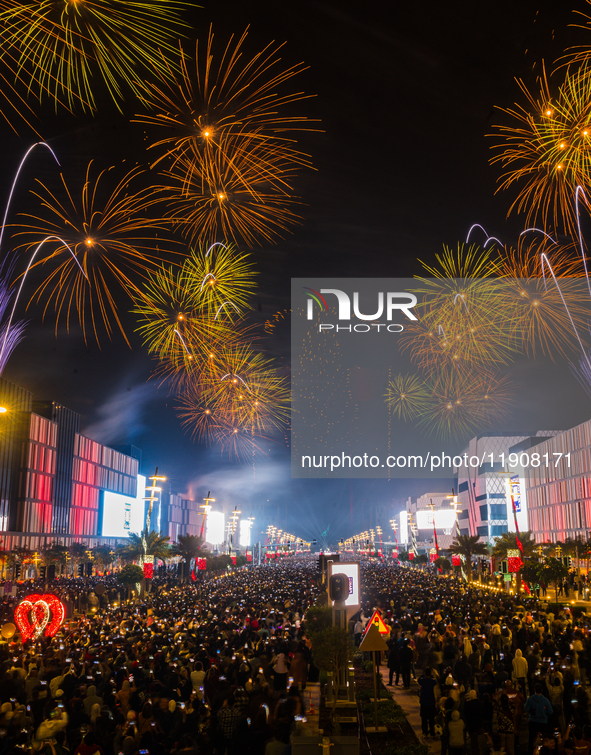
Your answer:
[364,610,389,636]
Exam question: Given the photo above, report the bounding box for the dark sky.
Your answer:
[0,0,586,542]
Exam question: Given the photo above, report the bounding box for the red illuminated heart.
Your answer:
[14,594,65,642]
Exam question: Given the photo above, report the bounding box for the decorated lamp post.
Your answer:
[408,513,419,560]
[376,526,383,558]
[228,506,241,558]
[200,492,215,538]
[142,469,166,578]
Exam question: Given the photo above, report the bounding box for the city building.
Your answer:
[404,492,459,552]
[524,417,591,543]
[0,377,262,552]
[0,377,204,549]
[455,430,559,542]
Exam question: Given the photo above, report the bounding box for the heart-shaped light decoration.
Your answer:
[14,594,65,642]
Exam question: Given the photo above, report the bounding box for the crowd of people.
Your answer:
[0,562,319,755]
[0,557,590,755]
[357,566,591,755]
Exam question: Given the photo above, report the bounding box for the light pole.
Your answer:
[142,468,166,569]
[228,506,241,556]
[200,492,215,539]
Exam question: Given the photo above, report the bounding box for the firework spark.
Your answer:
[12,161,176,345]
[385,373,429,421]
[157,135,303,247]
[135,26,316,171]
[490,62,591,236]
[176,344,289,460]
[401,244,515,373]
[0,254,27,374]
[0,0,188,112]
[496,238,591,358]
[417,368,512,439]
[133,241,256,364]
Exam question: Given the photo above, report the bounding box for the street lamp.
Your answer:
[200,491,215,538]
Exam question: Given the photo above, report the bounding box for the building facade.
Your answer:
[455,431,559,542]
[525,418,591,543]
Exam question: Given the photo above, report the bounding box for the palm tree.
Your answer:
[6,546,32,580]
[172,534,207,581]
[448,535,489,582]
[43,544,68,576]
[491,531,537,561]
[69,542,88,577]
[117,529,171,563]
[91,545,115,572]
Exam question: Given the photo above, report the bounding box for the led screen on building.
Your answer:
[101,475,146,538]
[399,510,408,544]
[239,519,251,547]
[206,511,225,545]
[506,476,529,533]
[415,509,457,532]
[328,561,360,607]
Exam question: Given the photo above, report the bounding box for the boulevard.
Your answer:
[0,557,590,755]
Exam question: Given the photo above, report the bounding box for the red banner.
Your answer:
[508,557,523,573]
[452,555,461,567]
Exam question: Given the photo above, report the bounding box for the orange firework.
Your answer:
[134,26,315,171]
[177,344,289,460]
[490,61,591,236]
[156,135,303,247]
[12,161,176,345]
[495,237,591,358]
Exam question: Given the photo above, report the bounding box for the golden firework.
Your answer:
[496,238,591,358]
[13,161,176,344]
[135,26,315,171]
[418,368,512,439]
[490,61,591,236]
[385,373,429,421]
[177,344,289,460]
[158,139,303,247]
[133,243,258,389]
[181,241,257,314]
[401,244,516,373]
[0,0,188,111]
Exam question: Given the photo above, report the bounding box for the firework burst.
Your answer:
[157,135,303,247]
[133,242,257,387]
[495,238,591,358]
[490,62,591,236]
[401,244,516,373]
[176,344,289,459]
[0,0,188,112]
[135,26,315,171]
[385,373,429,421]
[13,161,176,345]
[418,368,512,439]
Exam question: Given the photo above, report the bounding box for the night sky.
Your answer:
[0,0,587,542]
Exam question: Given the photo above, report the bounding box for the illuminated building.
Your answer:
[404,492,459,551]
[523,418,591,543]
[0,377,197,548]
[455,430,559,542]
